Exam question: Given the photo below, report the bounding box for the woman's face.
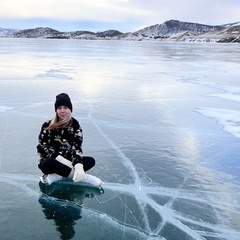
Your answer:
[56,106,71,120]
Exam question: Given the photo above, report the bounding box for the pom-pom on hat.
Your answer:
[54,93,73,112]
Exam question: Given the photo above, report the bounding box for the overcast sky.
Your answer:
[0,0,239,32]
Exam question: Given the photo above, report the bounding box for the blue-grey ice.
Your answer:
[0,38,240,240]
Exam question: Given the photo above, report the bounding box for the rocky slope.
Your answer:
[0,20,239,43]
[132,20,223,39]
[195,25,240,43]
[176,24,240,43]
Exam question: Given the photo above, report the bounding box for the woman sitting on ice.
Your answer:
[37,93,102,186]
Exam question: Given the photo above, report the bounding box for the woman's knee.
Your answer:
[40,158,54,174]
[82,156,95,171]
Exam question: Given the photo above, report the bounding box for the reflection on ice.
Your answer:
[39,194,82,240]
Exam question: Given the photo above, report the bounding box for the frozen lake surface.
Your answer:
[0,38,240,240]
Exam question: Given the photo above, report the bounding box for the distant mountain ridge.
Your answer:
[0,19,239,43]
[0,27,19,36]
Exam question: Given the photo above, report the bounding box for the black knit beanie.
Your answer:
[54,93,73,112]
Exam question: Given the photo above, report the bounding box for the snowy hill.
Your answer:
[12,27,123,39]
[13,27,61,38]
[132,20,223,39]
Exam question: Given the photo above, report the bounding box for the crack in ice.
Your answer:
[85,100,240,239]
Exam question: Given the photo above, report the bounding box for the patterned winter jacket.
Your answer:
[37,117,83,167]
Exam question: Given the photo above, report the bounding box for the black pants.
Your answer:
[39,156,95,178]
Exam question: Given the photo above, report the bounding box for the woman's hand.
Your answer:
[73,163,85,182]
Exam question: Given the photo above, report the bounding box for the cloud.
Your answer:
[0,0,153,31]
[129,0,240,26]
[0,0,239,31]
[0,0,149,22]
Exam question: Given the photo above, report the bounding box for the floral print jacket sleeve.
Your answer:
[37,117,83,167]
